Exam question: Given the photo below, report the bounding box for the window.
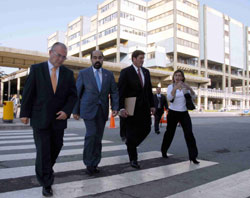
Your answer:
[177,0,198,9]
[177,24,198,37]
[148,10,173,23]
[98,12,117,26]
[99,26,117,38]
[177,38,199,50]
[148,24,173,35]
[121,0,146,12]
[69,32,80,41]
[148,0,172,10]
[100,1,116,13]
[147,52,155,59]
[177,10,198,22]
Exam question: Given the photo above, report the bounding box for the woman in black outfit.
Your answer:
[161,69,199,164]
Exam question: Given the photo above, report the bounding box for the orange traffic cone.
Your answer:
[109,114,116,128]
[161,108,168,124]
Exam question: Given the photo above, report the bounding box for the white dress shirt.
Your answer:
[167,84,188,112]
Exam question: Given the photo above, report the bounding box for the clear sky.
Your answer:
[1,0,250,73]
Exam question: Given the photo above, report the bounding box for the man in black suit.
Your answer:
[153,87,168,134]
[20,42,77,197]
[118,50,155,169]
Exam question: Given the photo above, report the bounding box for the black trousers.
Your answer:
[154,108,164,132]
[119,116,126,138]
[33,125,64,188]
[161,109,198,160]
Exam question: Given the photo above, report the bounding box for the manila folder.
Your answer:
[125,97,136,116]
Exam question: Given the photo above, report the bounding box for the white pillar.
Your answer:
[204,96,208,110]
[0,81,3,105]
[8,80,11,100]
[17,78,21,97]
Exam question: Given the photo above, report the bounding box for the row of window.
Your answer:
[98,12,117,26]
[148,24,173,35]
[177,10,198,22]
[82,35,96,45]
[177,24,198,37]
[177,0,198,9]
[68,21,81,31]
[69,42,80,51]
[148,10,173,23]
[177,38,199,49]
[121,0,146,12]
[148,0,172,10]
[100,0,116,13]
[121,25,146,37]
[99,26,117,38]
[69,32,80,41]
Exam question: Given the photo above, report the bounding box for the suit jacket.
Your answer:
[153,94,168,112]
[20,62,77,130]
[73,66,119,121]
[118,65,154,121]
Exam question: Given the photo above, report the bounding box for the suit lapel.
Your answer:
[88,67,99,92]
[101,69,109,92]
[56,66,65,94]
[42,62,54,95]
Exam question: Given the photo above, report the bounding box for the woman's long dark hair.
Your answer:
[172,69,185,83]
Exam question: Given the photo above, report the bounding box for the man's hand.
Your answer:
[150,107,156,115]
[112,110,118,117]
[119,109,129,118]
[56,111,67,120]
[20,117,29,124]
[73,114,80,120]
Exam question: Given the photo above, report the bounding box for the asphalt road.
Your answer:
[0,116,250,198]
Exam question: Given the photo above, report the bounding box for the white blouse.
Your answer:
[167,84,192,112]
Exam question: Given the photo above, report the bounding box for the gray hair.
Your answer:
[51,42,67,51]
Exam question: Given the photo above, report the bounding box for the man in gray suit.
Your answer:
[73,50,119,175]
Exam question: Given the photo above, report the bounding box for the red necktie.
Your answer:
[137,68,143,87]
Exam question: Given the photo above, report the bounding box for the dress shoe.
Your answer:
[190,159,200,164]
[42,186,53,197]
[94,166,100,173]
[121,136,126,142]
[162,152,168,158]
[155,131,160,134]
[130,160,140,169]
[86,166,95,176]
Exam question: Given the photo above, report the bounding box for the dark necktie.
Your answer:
[137,68,143,87]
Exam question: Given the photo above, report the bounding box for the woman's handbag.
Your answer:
[184,93,195,110]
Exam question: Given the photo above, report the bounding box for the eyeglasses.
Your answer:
[53,50,67,60]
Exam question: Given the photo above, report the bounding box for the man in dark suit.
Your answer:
[118,50,155,169]
[153,87,168,134]
[20,42,77,197]
[73,50,119,176]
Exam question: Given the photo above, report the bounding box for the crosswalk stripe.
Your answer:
[165,168,250,198]
[0,139,112,151]
[0,130,33,133]
[0,151,166,180]
[0,145,127,161]
[0,133,77,140]
[0,160,217,198]
[0,136,85,145]
[0,132,34,135]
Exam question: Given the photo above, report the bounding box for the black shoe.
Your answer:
[121,137,126,142]
[94,167,100,173]
[162,152,168,158]
[42,186,53,197]
[130,160,140,169]
[86,166,95,176]
[155,131,160,134]
[190,159,200,164]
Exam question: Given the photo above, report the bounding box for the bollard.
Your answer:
[3,101,14,123]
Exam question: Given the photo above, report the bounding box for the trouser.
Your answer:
[33,126,64,187]
[161,110,198,160]
[154,109,164,132]
[83,106,106,167]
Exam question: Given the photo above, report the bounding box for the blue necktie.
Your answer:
[95,69,101,92]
